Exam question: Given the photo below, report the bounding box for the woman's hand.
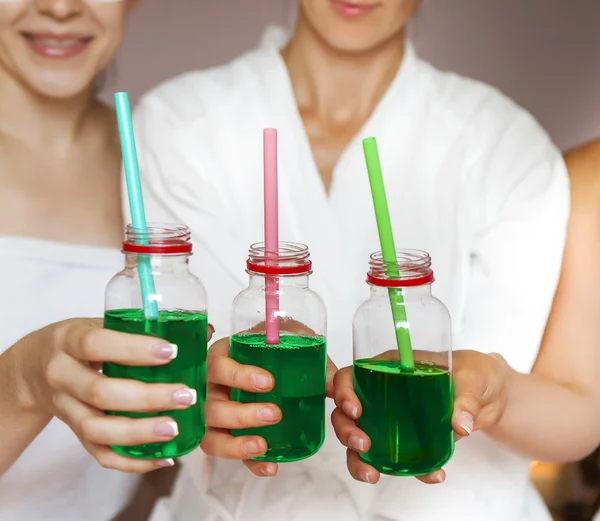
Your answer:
[13,318,213,473]
[202,333,337,478]
[331,350,508,484]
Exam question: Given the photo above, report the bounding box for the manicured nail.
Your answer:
[429,470,445,483]
[243,440,264,455]
[349,435,365,452]
[458,411,474,435]
[155,421,179,438]
[360,470,374,484]
[154,343,178,360]
[343,401,358,419]
[252,373,273,390]
[155,458,175,468]
[258,407,279,423]
[173,388,197,406]
[261,465,276,476]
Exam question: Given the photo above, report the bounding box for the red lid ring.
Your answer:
[367,272,434,288]
[246,260,312,276]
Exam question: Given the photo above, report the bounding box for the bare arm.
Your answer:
[487,139,600,462]
[0,337,52,474]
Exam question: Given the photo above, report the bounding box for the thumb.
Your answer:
[452,389,481,437]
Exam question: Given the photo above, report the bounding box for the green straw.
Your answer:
[363,137,415,371]
[114,92,159,320]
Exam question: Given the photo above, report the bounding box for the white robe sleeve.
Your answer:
[457,112,570,373]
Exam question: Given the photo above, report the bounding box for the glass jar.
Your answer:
[230,242,327,462]
[103,224,208,459]
[353,250,454,476]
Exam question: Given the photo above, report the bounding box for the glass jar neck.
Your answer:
[126,253,191,274]
[370,284,432,299]
[249,273,309,289]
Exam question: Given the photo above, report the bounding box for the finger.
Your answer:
[55,393,175,473]
[207,341,274,392]
[205,399,281,430]
[207,324,215,342]
[200,429,268,460]
[81,415,181,446]
[415,469,446,484]
[326,357,338,398]
[54,391,181,446]
[331,408,370,453]
[244,459,278,477]
[54,319,177,366]
[346,448,380,484]
[333,367,361,420]
[57,357,199,412]
[88,443,176,473]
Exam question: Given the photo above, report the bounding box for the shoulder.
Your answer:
[412,54,557,163]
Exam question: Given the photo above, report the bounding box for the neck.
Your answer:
[0,65,98,148]
[281,14,406,124]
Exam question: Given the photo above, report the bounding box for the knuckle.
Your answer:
[230,368,244,389]
[80,329,100,360]
[49,321,69,351]
[80,417,100,441]
[235,406,253,428]
[88,377,109,407]
[44,358,63,389]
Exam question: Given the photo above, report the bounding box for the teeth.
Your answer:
[31,37,83,47]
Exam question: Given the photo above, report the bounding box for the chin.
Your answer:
[320,29,392,54]
[24,69,96,100]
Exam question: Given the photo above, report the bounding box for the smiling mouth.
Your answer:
[22,32,93,47]
[20,32,94,59]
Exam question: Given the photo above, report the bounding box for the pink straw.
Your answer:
[264,128,280,344]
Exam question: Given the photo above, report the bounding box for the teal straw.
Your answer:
[114,92,159,320]
[363,137,414,370]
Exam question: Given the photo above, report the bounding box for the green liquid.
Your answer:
[103,309,207,459]
[230,333,327,462]
[353,359,454,476]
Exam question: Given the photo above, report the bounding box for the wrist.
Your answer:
[489,353,517,430]
[3,334,47,416]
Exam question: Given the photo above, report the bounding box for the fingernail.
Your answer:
[429,470,445,483]
[155,421,179,438]
[173,388,197,406]
[155,458,175,468]
[458,411,474,435]
[252,373,273,390]
[349,435,365,452]
[258,407,279,423]
[261,466,276,477]
[243,440,264,455]
[343,401,358,419]
[360,470,374,484]
[208,324,215,334]
[154,343,178,360]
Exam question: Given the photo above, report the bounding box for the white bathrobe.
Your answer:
[131,27,569,521]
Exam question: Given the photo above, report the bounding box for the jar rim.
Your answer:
[123,223,192,255]
[367,249,434,287]
[246,241,312,276]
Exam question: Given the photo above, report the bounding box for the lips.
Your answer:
[21,32,93,59]
[330,0,380,19]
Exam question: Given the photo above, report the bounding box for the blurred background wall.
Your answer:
[102,0,600,152]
